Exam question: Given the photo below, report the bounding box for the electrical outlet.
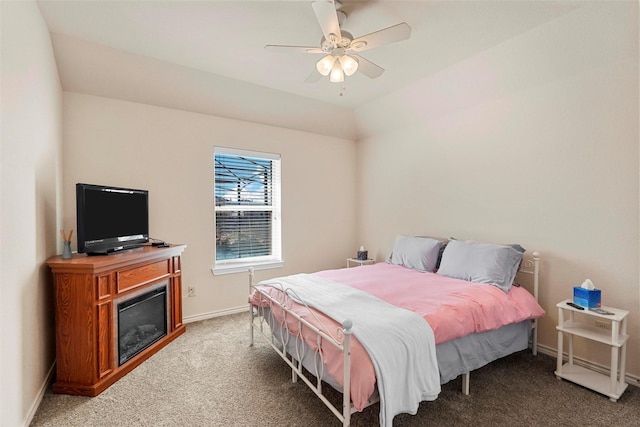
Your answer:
[187,286,196,297]
[595,320,611,330]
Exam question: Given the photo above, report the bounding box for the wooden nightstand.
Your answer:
[555,299,629,401]
[346,258,375,268]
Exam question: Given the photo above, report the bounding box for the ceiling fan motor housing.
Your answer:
[321,30,354,52]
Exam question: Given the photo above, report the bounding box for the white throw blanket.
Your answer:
[260,274,440,427]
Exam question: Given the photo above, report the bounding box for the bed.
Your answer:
[248,237,545,426]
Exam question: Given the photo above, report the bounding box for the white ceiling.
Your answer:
[38,0,583,110]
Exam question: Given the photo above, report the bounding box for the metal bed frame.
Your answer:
[249,252,540,426]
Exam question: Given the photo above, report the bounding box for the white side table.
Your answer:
[555,299,629,401]
[346,258,375,268]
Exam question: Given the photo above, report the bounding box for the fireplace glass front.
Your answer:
[117,285,167,366]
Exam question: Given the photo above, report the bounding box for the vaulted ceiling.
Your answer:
[37,0,583,139]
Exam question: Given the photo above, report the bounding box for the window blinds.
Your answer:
[214,148,281,263]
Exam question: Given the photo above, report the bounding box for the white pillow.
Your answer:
[437,240,524,292]
[389,236,442,272]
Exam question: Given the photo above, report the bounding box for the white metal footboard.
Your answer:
[248,268,357,426]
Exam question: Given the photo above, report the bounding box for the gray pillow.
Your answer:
[437,240,524,292]
[389,235,442,272]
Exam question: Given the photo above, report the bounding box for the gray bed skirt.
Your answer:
[263,307,532,392]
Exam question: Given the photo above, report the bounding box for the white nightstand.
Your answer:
[346,258,375,268]
[555,299,629,402]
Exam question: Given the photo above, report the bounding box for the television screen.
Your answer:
[76,183,149,254]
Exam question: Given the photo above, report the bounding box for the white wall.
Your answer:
[354,2,639,377]
[62,93,357,320]
[0,1,63,425]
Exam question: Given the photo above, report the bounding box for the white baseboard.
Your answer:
[24,362,56,427]
[183,305,249,324]
[536,342,640,388]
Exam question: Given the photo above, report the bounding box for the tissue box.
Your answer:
[573,287,601,308]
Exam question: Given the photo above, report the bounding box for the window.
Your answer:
[213,147,282,274]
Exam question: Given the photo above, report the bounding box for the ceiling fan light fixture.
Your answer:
[339,55,358,76]
[329,61,344,83]
[316,54,336,76]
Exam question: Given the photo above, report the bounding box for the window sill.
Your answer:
[212,260,284,276]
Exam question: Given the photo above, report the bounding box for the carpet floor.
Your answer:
[31,312,639,426]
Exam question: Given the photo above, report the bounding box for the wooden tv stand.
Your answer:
[47,244,186,396]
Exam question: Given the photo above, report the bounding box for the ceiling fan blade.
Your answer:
[265,45,324,54]
[305,68,323,83]
[312,1,342,43]
[351,55,385,79]
[348,22,411,53]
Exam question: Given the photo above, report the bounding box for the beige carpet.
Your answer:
[31,312,639,426]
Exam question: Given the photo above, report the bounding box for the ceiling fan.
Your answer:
[265,0,411,83]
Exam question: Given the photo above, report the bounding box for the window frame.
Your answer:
[212,147,283,275]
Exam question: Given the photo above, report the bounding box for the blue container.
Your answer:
[62,241,72,259]
[573,287,601,308]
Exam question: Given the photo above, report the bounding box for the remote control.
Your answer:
[589,308,614,315]
[566,302,584,310]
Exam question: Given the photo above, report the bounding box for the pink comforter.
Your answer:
[250,262,545,411]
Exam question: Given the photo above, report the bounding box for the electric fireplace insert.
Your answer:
[117,284,168,366]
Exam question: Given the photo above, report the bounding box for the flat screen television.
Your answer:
[76,183,149,255]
